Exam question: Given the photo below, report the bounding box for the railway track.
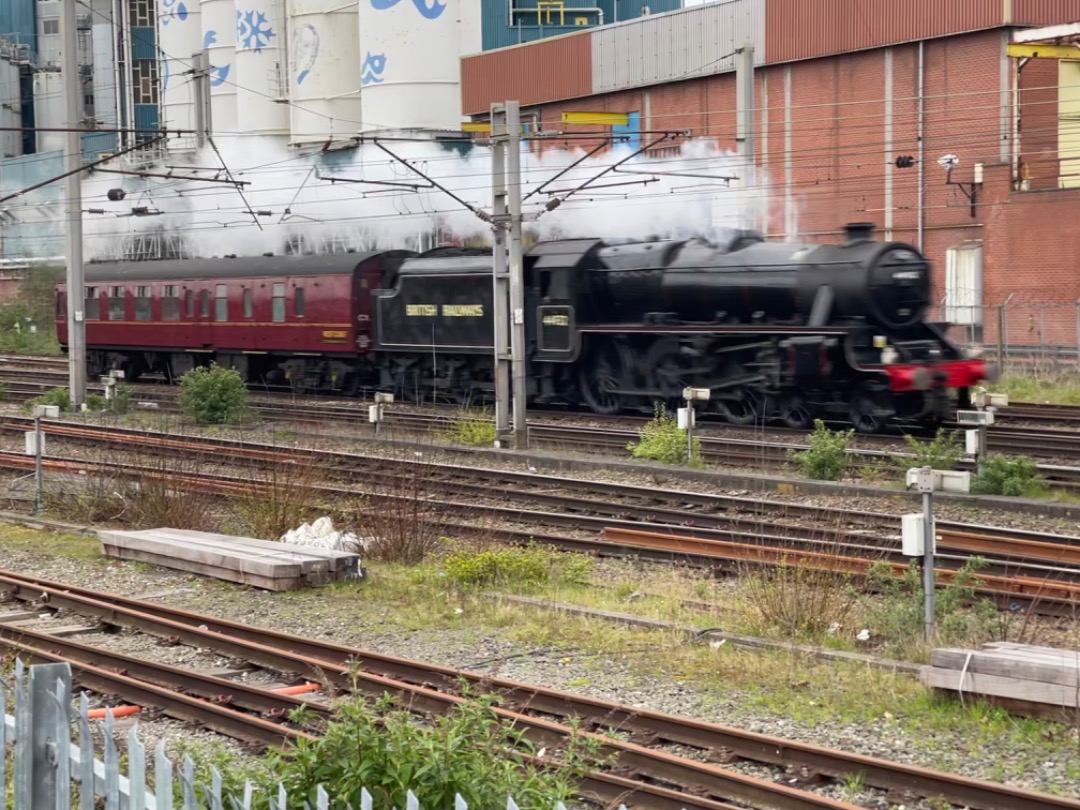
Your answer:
[5,418,1080,613]
[0,568,1075,810]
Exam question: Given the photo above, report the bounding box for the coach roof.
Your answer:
[77,251,414,284]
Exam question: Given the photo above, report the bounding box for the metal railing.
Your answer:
[2,659,589,810]
[933,299,1080,372]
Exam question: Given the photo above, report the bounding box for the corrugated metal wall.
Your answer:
[764,0,1002,63]
[591,0,764,94]
[0,0,36,55]
[1011,0,1080,25]
[461,33,592,115]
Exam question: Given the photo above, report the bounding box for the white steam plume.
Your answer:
[75,135,778,260]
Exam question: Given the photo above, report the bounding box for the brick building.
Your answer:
[460,0,1080,355]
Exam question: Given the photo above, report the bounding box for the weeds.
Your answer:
[972,455,1049,498]
[358,439,451,564]
[628,402,702,466]
[256,692,603,810]
[0,381,7,401]
[902,429,963,471]
[0,264,63,355]
[84,384,132,415]
[440,407,496,447]
[229,451,330,540]
[23,387,70,414]
[443,541,594,591]
[790,420,853,481]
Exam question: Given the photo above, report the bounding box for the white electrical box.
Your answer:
[938,470,972,494]
[368,404,382,423]
[906,467,936,493]
[677,407,694,429]
[957,409,994,426]
[374,392,394,405]
[901,513,925,556]
[974,390,1008,408]
[24,431,44,456]
[31,404,60,420]
[965,429,980,455]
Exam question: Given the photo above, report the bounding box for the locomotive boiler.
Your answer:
[55,224,991,433]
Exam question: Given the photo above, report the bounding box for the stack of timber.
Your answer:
[921,642,1080,721]
[98,528,363,591]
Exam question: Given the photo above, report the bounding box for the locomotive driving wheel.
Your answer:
[721,388,763,426]
[778,391,813,430]
[849,385,889,434]
[579,341,633,415]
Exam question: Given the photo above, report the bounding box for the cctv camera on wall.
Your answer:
[937,154,959,173]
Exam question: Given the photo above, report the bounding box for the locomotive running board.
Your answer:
[581,325,851,336]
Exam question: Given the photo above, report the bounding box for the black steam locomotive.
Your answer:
[373,223,991,433]
[60,223,991,434]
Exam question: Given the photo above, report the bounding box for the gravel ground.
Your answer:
[3,535,1080,807]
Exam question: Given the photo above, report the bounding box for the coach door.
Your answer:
[530,266,577,362]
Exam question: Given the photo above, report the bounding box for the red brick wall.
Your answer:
[521,28,1080,325]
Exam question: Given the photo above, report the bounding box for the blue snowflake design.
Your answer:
[370,0,446,20]
[202,30,232,86]
[237,8,277,52]
[159,0,189,26]
[361,51,386,86]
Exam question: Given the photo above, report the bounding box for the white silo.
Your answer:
[158,0,202,151]
[356,0,471,133]
[234,0,289,135]
[200,0,238,136]
[286,0,362,145]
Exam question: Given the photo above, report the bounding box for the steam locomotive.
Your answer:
[55,223,992,433]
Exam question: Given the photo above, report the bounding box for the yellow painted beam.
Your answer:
[561,111,630,126]
[1007,42,1080,59]
[461,122,529,134]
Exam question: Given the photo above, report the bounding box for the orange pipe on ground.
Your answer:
[87,705,142,719]
[272,683,319,695]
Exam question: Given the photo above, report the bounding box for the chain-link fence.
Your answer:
[932,300,1080,372]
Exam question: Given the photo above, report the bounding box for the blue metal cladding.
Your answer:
[131,27,157,60]
[134,104,159,133]
[0,0,37,56]
[482,0,682,51]
[612,111,640,151]
[81,132,119,160]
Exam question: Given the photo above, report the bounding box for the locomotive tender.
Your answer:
[55,223,992,433]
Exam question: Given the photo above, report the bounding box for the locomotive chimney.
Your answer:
[843,222,876,244]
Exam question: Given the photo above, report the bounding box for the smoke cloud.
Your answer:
[72,135,776,260]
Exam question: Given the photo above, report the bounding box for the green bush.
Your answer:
[627,402,702,466]
[790,420,853,481]
[84,383,132,415]
[178,364,251,425]
[972,454,1048,498]
[440,407,496,446]
[444,542,594,590]
[902,428,963,471]
[257,694,602,810]
[23,387,70,414]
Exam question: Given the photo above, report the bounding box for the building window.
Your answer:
[199,290,210,318]
[215,284,227,321]
[294,286,305,318]
[243,288,252,318]
[272,283,285,322]
[134,285,151,321]
[41,18,59,34]
[162,285,179,321]
[130,0,153,27]
[131,59,159,105]
[108,286,125,320]
[84,286,100,320]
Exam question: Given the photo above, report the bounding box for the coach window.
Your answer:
[84,287,100,320]
[135,286,152,321]
[199,290,210,318]
[215,284,228,321]
[294,286,305,318]
[162,285,180,321]
[109,286,125,320]
[185,289,194,318]
[272,283,285,322]
[243,288,253,318]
